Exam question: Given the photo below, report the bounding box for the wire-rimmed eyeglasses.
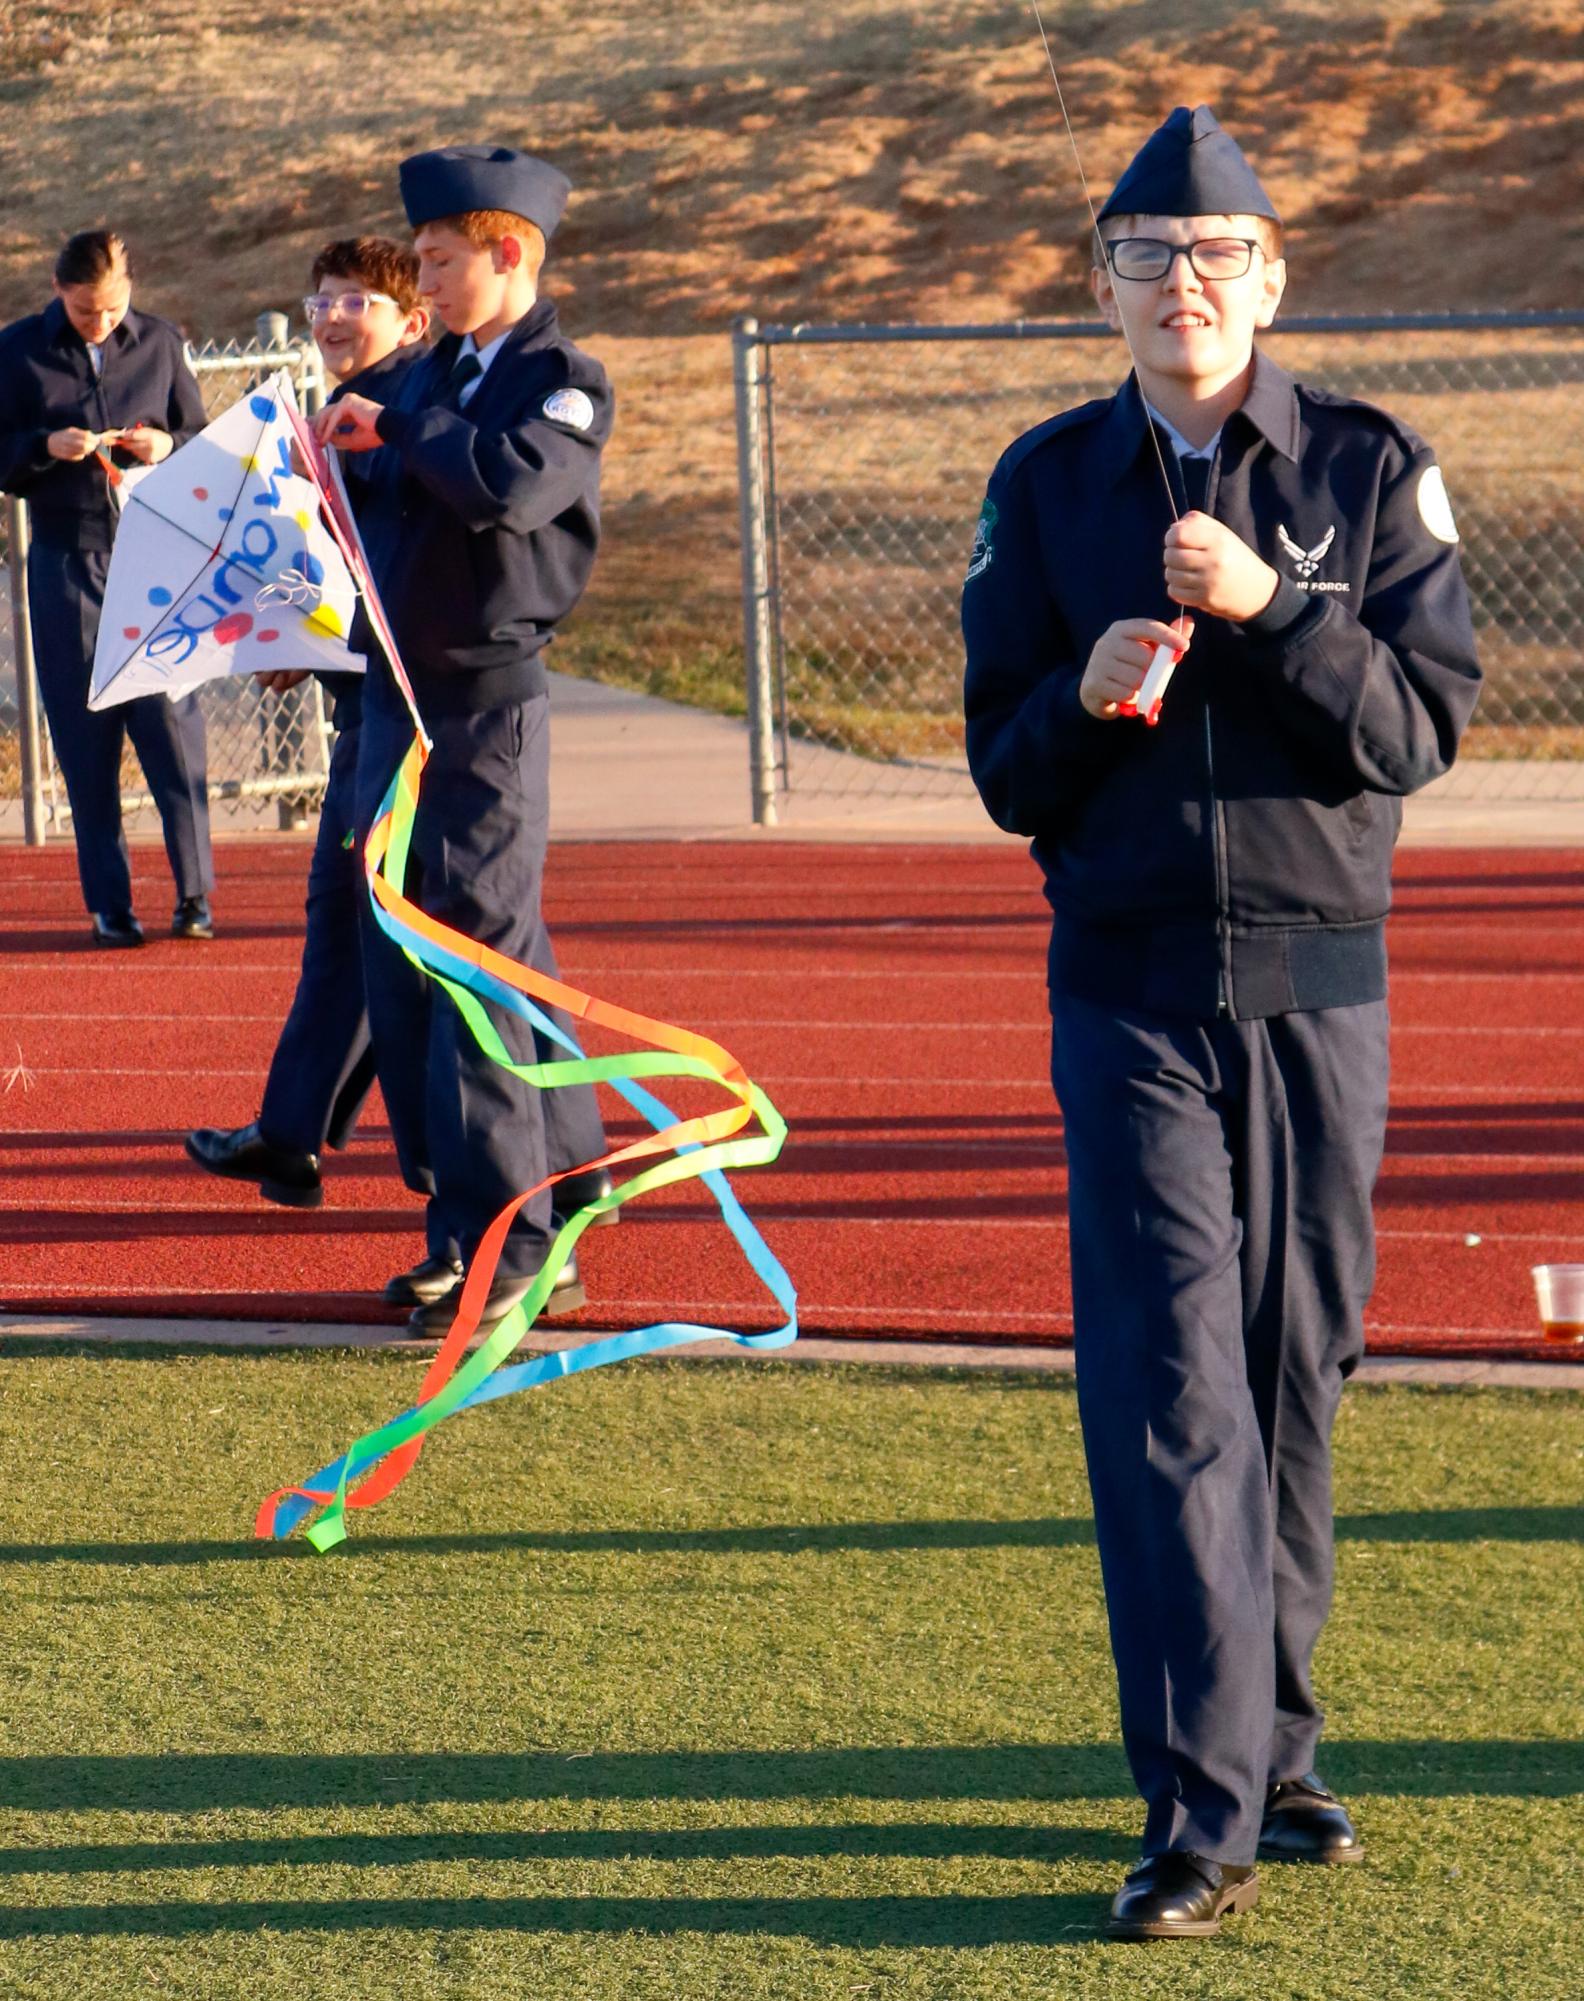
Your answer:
[302,290,399,321]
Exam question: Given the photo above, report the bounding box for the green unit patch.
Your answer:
[964,497,997,582]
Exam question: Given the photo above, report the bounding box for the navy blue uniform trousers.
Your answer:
[1049,993,1388,1864]
[356,684,606,1278]
[257,718,375,1155]
[29,542,211,919]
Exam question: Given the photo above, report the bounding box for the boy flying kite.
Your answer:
[963,105,1481,1940]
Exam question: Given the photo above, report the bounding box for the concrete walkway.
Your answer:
[6,1313,1581,1389]
[4,669,1577,846]
[543,672,1581,846]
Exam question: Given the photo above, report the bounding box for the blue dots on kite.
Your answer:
[302,553,325,586]
[148,586,173,606]
[218,507,233,522]
[249,395,274,420]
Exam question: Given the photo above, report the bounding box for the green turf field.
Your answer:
[0,1350,1579,1999]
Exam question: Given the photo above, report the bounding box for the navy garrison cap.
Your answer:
[1096,106,1279,224]
[399,145,571,238]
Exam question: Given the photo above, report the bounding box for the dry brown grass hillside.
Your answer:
[2,0,1581,334]
[2,0,1580,740]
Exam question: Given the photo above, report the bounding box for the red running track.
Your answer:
[2,839,1582,1362]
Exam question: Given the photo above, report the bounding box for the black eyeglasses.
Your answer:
[1106,238,1263,283]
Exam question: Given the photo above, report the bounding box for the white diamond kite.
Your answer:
[89,372,362,709]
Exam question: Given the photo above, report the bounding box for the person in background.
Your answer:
[185,237,429,1204]
[0,228,214,946]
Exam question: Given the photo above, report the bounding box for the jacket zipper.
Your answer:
[1201,452,1232,1017]
[1204,699,1231,1017]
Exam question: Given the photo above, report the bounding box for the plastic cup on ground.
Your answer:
[1531,1264,1584,1345]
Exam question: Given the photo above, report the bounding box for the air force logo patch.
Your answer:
[965,498,997,582]
[543,387,595,432]
[1276,522,1350,594]
[1276,522,1336,579]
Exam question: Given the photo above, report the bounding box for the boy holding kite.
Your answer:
[311,145,612,1334]
[962,107,1480,1938]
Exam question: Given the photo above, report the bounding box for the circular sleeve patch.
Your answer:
[1416,464,1459,543]
[543,386,595,432]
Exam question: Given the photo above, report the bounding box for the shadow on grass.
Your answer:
[2,1741,1579,1815]
[1,1504,1578,1570]
[0,1820,1138,1879]
[0,1891,1104,1946]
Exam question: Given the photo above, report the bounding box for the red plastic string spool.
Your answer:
[1116,635,1184,727]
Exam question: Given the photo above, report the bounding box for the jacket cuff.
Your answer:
[1055,672,1118,734]
[1239,575,1311,639]
[375,406,412,447]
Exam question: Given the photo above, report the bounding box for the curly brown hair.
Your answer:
[310,236,422,311]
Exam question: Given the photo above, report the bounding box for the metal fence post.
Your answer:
[732,315,779,827]
[7,497,46,846]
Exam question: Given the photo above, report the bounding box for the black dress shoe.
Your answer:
[382,1255,465,1308]
[551,1166,620,1230]
[91,911,144,949]
[185,1122,323,1208]
[404,1254,586,1336]
[172,895,215,940]
[1106,1852,1259,1940]
[1259,1774,1364,1864]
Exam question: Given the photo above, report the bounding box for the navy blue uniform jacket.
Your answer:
[962,353,1481,1021]
[355,297,609,716]
[0,301,206,551]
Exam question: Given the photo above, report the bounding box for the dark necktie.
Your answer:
[438,350,482,411]
[1180,453,1212,514]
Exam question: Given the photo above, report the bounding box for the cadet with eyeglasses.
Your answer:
[0,228,214,946]
[962,107,1481,1940]
[185,237,430,1205]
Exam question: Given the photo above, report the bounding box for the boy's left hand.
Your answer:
[118,424,174,465]
[1164,512,1280,623]
[310,396,383,453]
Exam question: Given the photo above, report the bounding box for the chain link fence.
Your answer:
[1,328,331,842]
[734,313,1584,819]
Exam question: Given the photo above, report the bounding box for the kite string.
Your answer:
[1028,0,1181,527]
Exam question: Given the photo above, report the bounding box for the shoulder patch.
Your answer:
[543,385,595,431]
[964,497,997,582]
[1416,463,1459,543]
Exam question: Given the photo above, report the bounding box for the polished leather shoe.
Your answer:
[382,1254,465,1308]
[551,1165,620,1229]
[91,911,144,949]
[172,895,215,940]
[185,1121,323,1208]
[1106,1852,1259,1940]
[404,1254,586,1336]
[1259,1773,1364,1864]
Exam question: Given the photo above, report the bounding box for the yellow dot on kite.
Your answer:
[306,606,346,638]
[241,455,259,474]
[295,511,311,531]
